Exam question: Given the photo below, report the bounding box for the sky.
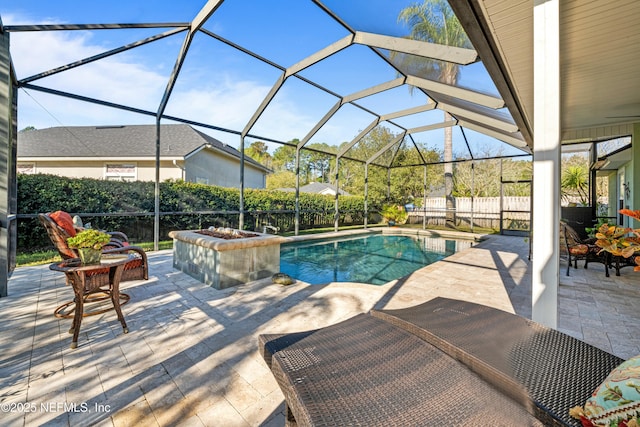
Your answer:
[2,0,524,159]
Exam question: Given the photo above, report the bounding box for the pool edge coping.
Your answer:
[280,227,488,245]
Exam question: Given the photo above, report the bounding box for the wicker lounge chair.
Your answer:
[260,298,623,426]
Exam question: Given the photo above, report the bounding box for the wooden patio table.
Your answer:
[50,254,132,349]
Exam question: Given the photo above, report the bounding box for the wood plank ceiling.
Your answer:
[457,0,640,146]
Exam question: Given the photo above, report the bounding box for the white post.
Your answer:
[532,0,561,327]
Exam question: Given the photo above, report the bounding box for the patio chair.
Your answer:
[560,221,609,276]
[39,211,149,285]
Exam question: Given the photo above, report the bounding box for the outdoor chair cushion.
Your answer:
[574,354,640,426]
[569,244,589,256]
[49,210,76,237]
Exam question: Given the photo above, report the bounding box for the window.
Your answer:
[105,163,136,181]
[17,163,35,174]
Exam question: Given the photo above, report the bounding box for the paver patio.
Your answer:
[1,234,639,426]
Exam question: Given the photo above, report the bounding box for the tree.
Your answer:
[562,165,589,205]
[397,0,472,226]
[272,144,297,173]
[19,126,36,132]
[244,141,272,169]
[305,143,335,183]
[336,126,442,206]
[266,171,297,190]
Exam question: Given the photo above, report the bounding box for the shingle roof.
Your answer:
[17,124,268,170]
[276,182,350,195]
[301,182,350,195]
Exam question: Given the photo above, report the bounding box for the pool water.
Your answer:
[280,234,473,285]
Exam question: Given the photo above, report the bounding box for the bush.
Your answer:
[18,174,372,253]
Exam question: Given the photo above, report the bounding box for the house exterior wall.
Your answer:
[184,150,266,189]
[18,153,266,188]
[631,123,640,214]
[17,160,183,181]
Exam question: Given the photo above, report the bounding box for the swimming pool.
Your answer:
[280,233,473,285]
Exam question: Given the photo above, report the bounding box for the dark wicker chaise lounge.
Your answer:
[260,297,623,426]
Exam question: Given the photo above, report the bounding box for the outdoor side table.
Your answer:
[50,255,132,349]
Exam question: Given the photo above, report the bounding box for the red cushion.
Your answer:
[49,211,76,237]
[569,244,589,255]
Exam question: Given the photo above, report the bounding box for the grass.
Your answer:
[400,223,500,235]
[280,223,386,237]
[16,240,174,267]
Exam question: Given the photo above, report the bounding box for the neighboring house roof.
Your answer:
[277,182,350,196]
[17,124,269,172]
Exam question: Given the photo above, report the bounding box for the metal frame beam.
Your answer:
[457,120,528,150]
[439,102,518,133]
[407,120,457,135]
[406,75,504,109]
[354,31,478,65]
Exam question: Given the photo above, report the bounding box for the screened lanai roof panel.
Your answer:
[460,127,527,158]
[383,51,501,99]
[4,0,528,162]
[340,123,405,162]
[355,85,429,119]
[163,30,283,132]
[321,0,416,37]
[9,27,187,83]
[410,127,472,163]
[297,44,398,97]
[372,134,405,167]
[16,30,185,114]
[4,0,202,24]
[388,109,445,130]
[387,137,427,168]
[250,77,341,143]
[206,0,348,67]
[18,92,158,129]
[308,103,376,148]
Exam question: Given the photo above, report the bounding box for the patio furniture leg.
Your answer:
[70,283,83,349]
[109,264,129,334]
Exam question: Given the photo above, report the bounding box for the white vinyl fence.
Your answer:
[408,197,531,231]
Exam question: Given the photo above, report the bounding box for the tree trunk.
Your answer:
[444,111,455,227]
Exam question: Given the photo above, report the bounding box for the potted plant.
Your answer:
[380,204,408,227]
[595,209,640,272]
[67,229,111,265]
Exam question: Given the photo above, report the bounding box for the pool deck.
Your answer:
[2,233,640,426]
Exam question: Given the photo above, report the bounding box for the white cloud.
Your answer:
[8,12,359,149]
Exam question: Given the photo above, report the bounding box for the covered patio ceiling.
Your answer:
[452,0,640,145]
[2,0,534,168]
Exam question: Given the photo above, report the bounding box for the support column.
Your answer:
[470,161,475,233]
[0,24,16,297]
[387,168,391,200]
[239,135,245,230]
[631,123,640,212]
[334,157,339,232]
[154,119,160,251]
[532,0,561,327]
[364,163,368,229]
[423,166,427,230]
[295,147,300,235]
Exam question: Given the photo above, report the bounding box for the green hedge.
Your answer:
[18,174,373,253]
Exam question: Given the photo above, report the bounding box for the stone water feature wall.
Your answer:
[169,228,285,290]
